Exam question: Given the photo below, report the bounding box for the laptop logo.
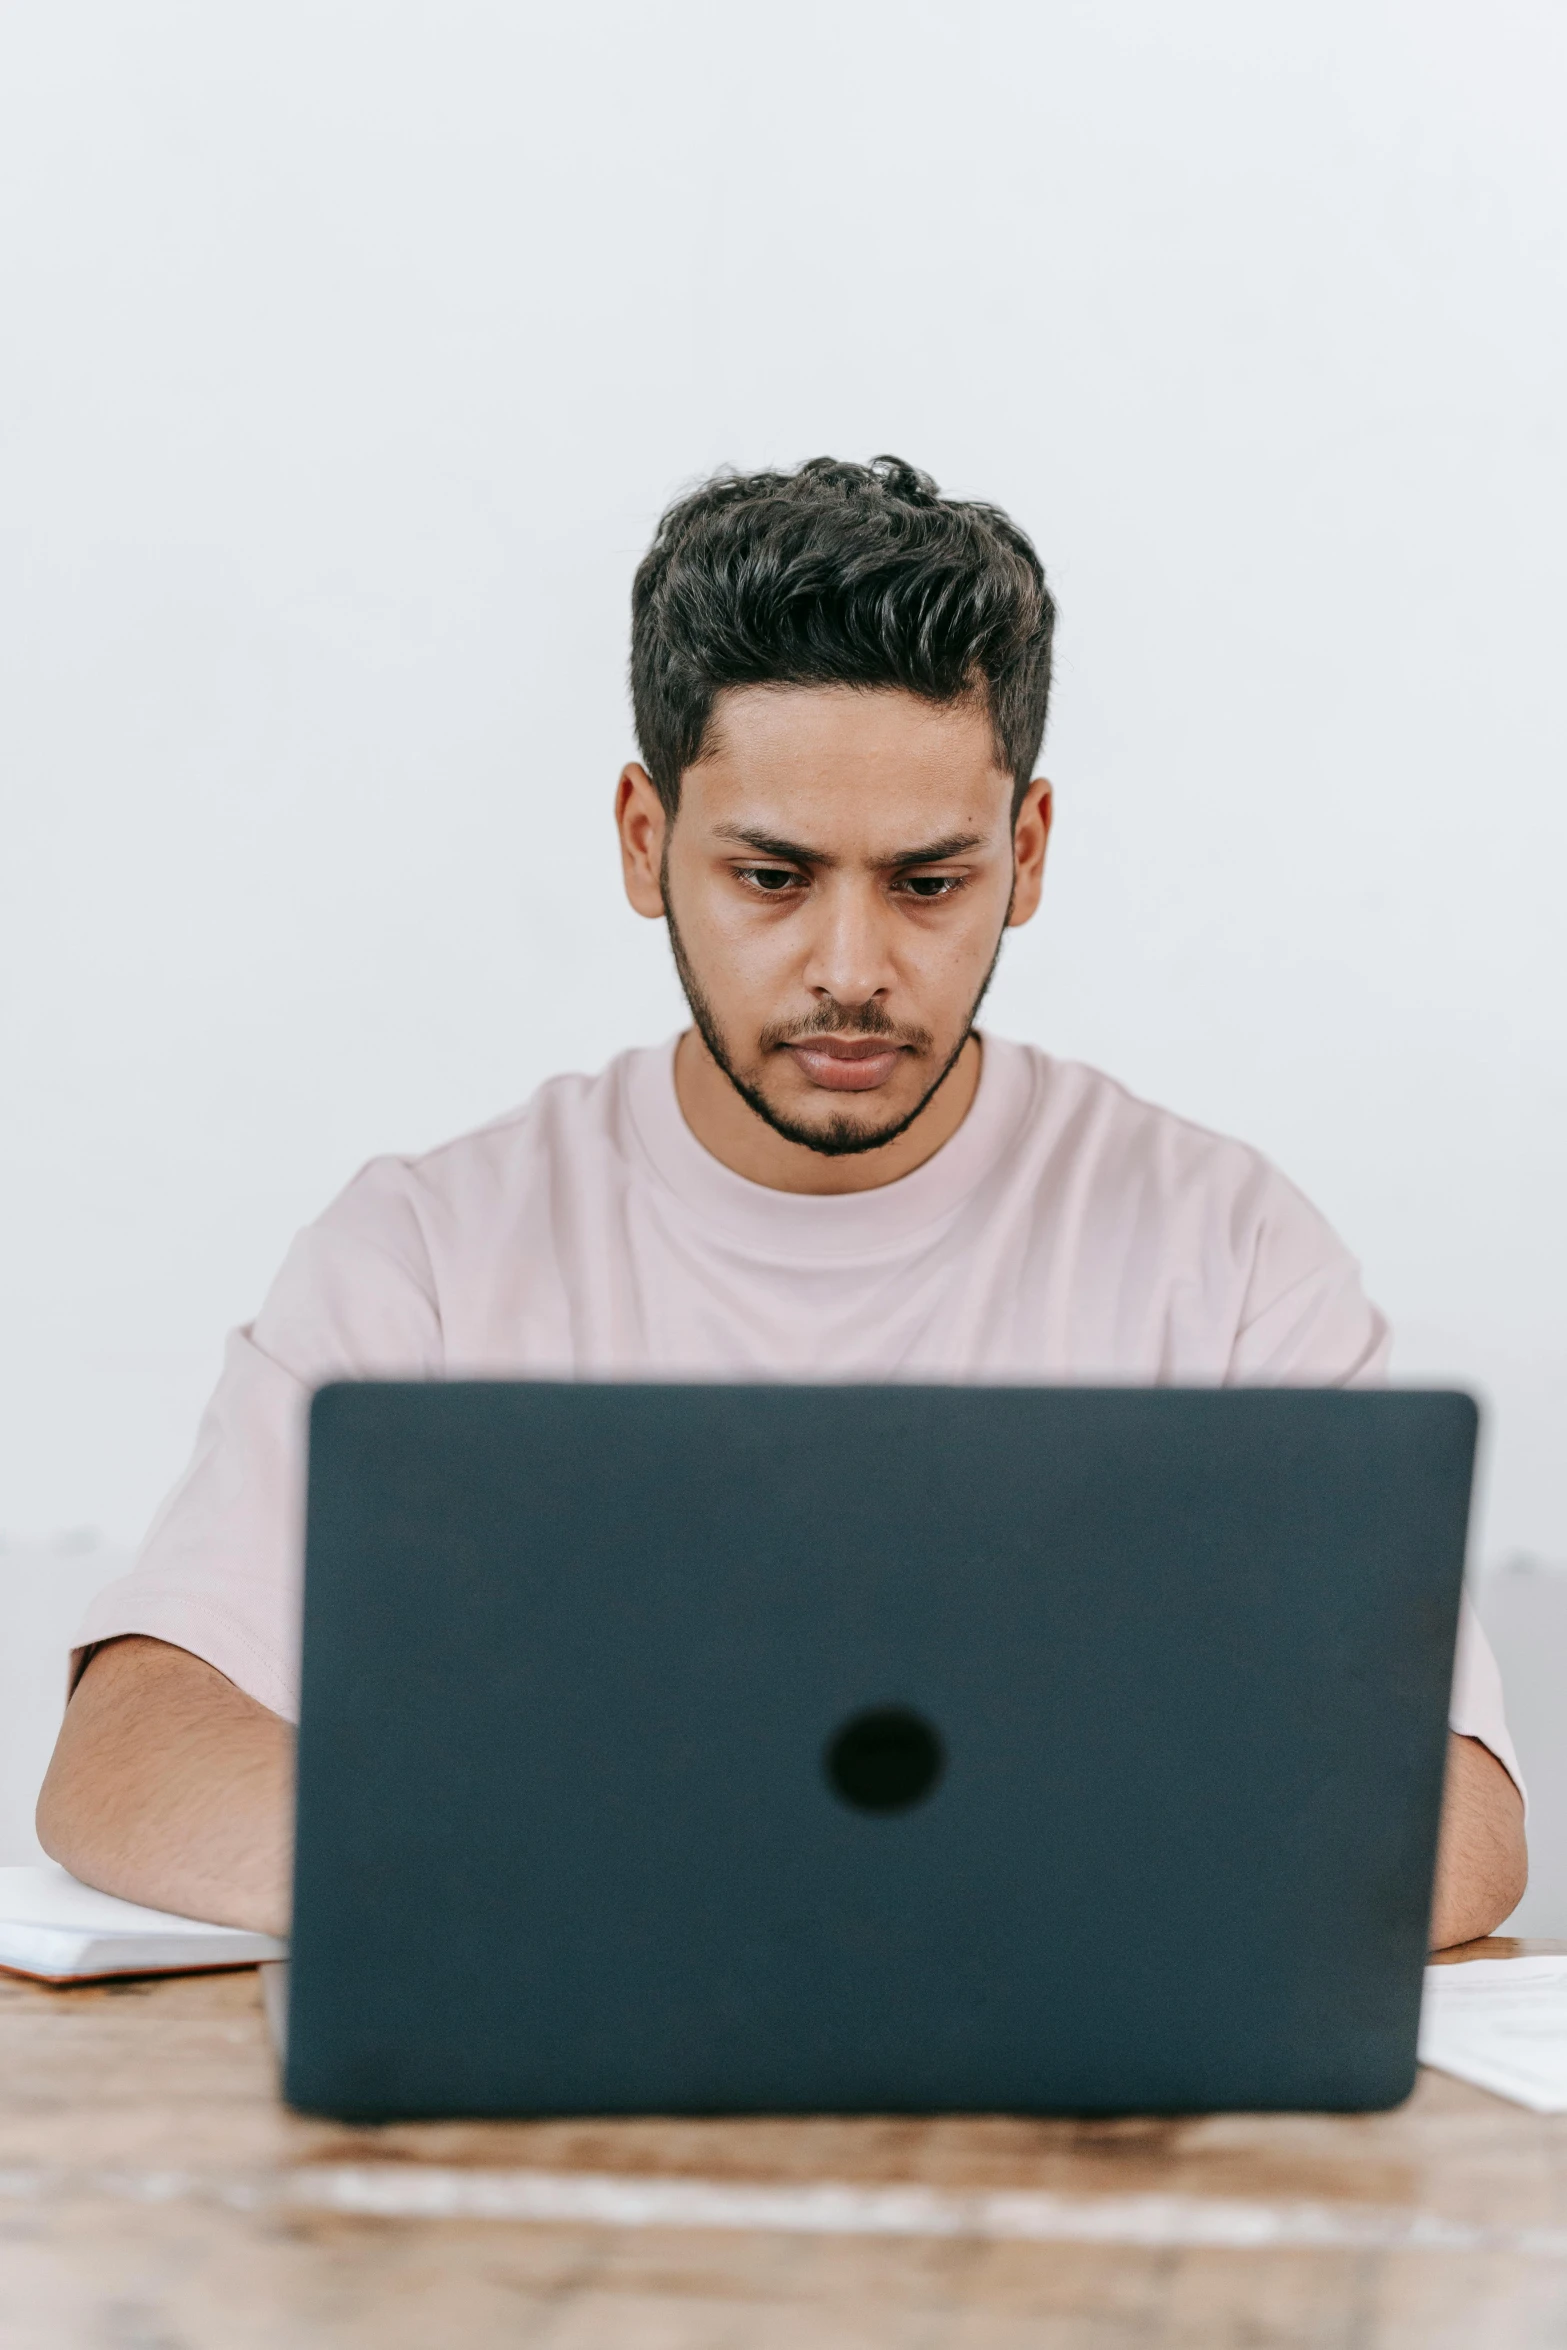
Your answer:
[824,1706,944,1814]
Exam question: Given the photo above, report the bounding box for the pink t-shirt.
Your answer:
[77,1034,1519,1785]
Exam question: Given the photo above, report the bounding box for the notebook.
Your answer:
[1419,1956,1567,2112]
[0,1863,286,1982]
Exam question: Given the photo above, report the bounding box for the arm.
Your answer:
[36,1635,294,1938]
[1228,1215,1525,1950]
[36,1647,1520,1953]
[1430,1731,1526,1950]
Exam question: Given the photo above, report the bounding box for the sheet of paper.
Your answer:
[0,1863,286,1981]
[1419,1956,1567,2112]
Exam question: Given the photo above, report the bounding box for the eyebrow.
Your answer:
[712,825,987,869]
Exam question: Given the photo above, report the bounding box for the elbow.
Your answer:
[35,1734,101,1886]
[1429,1735,1529,1950]
[1489,1826,1529,1938]
[1475,1760,1530,1938]
[1445,1834,1528,1950]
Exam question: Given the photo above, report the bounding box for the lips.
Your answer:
[785,1039,906,1092]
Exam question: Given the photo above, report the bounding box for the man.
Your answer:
[39,456,1526,1946]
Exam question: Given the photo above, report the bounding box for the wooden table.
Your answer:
[2,1944,1564,2348]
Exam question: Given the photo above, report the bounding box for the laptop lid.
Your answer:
[286,1382,1475,2119]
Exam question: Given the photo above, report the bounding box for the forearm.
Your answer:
[1429,1731,1527,1951]
[34,1649,1522,1956]
[36,1636,295,1938]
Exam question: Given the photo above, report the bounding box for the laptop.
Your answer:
[284,1382,1476,2120]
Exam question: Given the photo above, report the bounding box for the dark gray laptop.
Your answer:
[285,1382,1476,2120]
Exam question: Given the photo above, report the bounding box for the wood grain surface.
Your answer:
[0,1944,1562,2348]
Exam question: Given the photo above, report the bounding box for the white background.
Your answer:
[1,13,1563,1602]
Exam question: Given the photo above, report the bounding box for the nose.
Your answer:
[801,874,897,1011]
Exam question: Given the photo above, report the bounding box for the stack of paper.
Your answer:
[0,1863,286,1982]
[1419,1956,1567,2112]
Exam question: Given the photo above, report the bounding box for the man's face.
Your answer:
[618,685,1049,1157]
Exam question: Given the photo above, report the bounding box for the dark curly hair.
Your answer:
[631,456,1055,818]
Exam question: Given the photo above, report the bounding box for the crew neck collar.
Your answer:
[625,1032,1030,1261]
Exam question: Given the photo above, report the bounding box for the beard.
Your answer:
[662,880,1008,1161]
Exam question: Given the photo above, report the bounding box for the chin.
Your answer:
[759,1088,922,1160]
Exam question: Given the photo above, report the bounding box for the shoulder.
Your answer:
[255,1050,659,1342]
[312,1046,657,1238]
[997,1040,1297,1219]
[989,1039,1387,1382]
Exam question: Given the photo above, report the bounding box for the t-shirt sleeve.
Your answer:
[72,1161,443,1722]
[1226,1166,1523,1800]
[1225,1170,1391,1388]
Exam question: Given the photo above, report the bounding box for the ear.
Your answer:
[1005,778,1053,929]
[615,764,669,919]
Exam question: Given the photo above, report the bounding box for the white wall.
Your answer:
[2,10,1563,1578]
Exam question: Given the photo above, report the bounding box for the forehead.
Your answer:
[683,685,1012,847]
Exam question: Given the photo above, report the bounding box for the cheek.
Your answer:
[914,886,1012,974]
[708,916,809,1017]
[702,893,796,967]
[672,872,801,1001]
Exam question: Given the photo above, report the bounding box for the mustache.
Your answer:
[759,999,934,1054]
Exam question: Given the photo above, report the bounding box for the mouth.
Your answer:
[782,1036,908,1093]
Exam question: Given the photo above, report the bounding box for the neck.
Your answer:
[672,1029,983,1195]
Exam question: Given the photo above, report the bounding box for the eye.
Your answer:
[897,873,966,900]
[738,864,803,895]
